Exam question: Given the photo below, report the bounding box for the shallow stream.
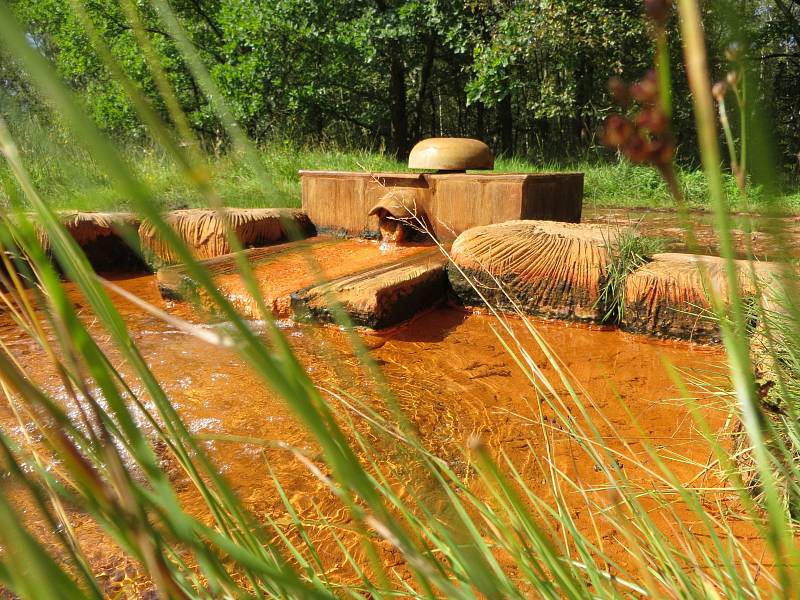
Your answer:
[0,269,765,595]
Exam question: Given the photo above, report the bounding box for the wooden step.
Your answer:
[292,250,447,328]
[156,237,441,325]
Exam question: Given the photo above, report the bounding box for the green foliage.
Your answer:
[1,111,797,212]
[746,282,800,518]
[581,158,780,209]
[465,1,650,113]
[6,0,796,167]
[0,102,407,210]
[596,230,666,324]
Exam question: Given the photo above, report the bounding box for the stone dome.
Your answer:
[407,138,494,171]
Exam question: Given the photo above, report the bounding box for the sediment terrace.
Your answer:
[13,207,786,346]
[157,237,445,326]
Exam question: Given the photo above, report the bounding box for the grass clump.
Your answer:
[743,282,800,517]
[596,230,666,324]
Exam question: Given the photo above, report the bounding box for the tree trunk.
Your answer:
[498,93,513,157]
[413,36,437,140]
[389,55,409,156]
[476,101,485,139]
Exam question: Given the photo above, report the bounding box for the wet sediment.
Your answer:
[0,205,783,592]
[0,271,750,594]
[158,237,441,322]
[292,249,448,328]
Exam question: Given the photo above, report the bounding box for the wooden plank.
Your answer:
[293,250,448,329]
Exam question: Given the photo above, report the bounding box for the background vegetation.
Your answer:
[2,0,800,179]
[3,106,799,212]
[1,0,800,597]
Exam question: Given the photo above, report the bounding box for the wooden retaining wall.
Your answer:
[300,171,584,241]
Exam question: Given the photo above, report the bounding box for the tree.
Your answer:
[4,0,798,165]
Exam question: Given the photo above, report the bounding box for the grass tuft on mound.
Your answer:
[596,229,666,324]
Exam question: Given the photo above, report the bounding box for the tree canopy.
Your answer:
[4,0,799,165]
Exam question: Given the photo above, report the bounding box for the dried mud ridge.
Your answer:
[11,208,316,274]
[448,220,618,324]
[138,208,315,267]
[37,212,148,272]
[15,209,783,344]
[448,220,780,345]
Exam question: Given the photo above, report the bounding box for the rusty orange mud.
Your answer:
[0,270,767,596]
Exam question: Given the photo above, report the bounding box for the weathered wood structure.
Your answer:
[300,171,584,241]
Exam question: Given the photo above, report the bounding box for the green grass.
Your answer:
[500,155,800,212]
[2,109,799,213]
[0,112,407,211]
[595,230,667,324]
[3,0,800,597]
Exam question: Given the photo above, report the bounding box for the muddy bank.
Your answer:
[0,272,766,595]
[583,206,800,259]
